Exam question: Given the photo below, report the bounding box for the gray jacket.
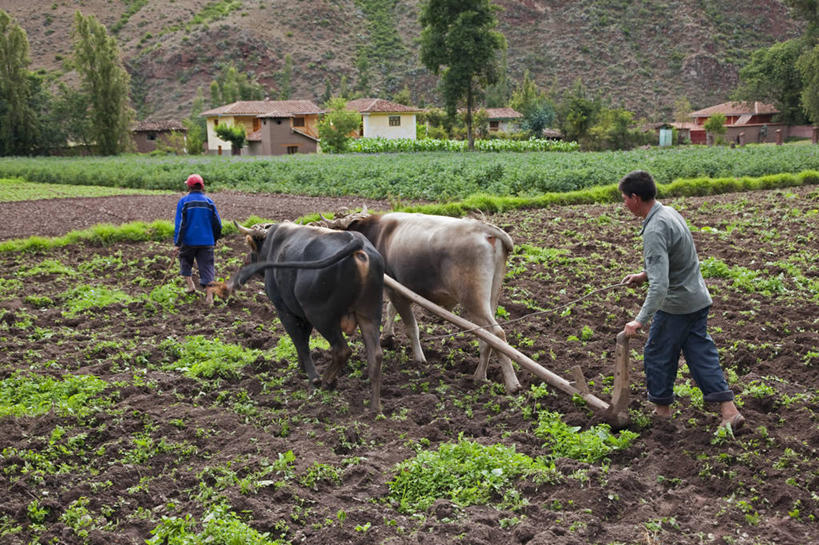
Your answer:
[636,201,712,325]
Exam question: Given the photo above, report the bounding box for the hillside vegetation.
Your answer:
[4,0,802,121]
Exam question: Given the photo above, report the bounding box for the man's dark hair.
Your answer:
[618,170,657,202]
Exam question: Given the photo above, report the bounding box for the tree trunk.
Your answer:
[466,83,474,151]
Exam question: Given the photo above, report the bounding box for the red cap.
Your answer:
[186,174,204,188]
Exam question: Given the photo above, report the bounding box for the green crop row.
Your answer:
[346,137,579,153]
[1,145,817,200]
[0,177,168,202]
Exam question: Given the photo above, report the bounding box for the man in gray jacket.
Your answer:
[619,170,744,431]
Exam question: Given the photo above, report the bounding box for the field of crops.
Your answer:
[0,181,816,545]
[1,144,817,201]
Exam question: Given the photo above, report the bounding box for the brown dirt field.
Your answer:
[0,188,817,545]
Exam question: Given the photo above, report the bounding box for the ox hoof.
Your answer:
[505,383,522,395]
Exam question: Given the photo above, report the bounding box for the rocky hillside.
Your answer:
[5,0,803,122]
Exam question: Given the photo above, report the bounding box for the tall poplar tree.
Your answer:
[72,11,133,155]
[419,0,506,150]
[0,10,39,155]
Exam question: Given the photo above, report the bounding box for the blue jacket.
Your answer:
[174,190,222,247]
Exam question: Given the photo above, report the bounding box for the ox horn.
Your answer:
[234,220,256,236]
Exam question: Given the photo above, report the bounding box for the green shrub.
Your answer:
[0,373,110,418]
[388,435,560,514]
[535,410,638,463]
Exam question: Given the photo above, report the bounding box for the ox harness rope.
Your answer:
[423,281,629,341]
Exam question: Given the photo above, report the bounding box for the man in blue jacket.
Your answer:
[174,174,222,305]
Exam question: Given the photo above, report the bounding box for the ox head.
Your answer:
[234,220,272,261]
[226,221,273,293]
[313,205,371,230]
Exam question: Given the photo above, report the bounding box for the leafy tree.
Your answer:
[0,10,39,155]
[585,108,647,151]
[339,75,350,100]
[796,44,819,124]
[483,50,511,108]
[734,1,819,124]
[519,104,556,137]
[318,97,361,153]
[51,82,93,151]
[557,79,601,145]
[183,87,206,155]
[321,79,333,104]
[419,0,506,150]
[510,70,555,137]
[209,63,265,106]
[392,85,412,106]
[672,97,692,124]
[734,39,807,124]
[354,50,371,97]
[784,0,819,38]
[71,11,134,155]
[704,112,727,144]
[275,54,293,100]
[214,123,246,155]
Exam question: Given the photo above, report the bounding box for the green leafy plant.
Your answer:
[160,335,265,380]
[147,503,286,545]
[388,435,560,514]
[534,410,638,463]
[0,372,109,418]
[62,285,137,316]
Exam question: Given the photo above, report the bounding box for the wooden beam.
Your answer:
[383,274,612,413]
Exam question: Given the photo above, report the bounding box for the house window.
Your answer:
[287,146,298,154]
[389,116,401,127]
[147,132,157,141]
[489,121,499,131]
[253,119,261,132]
[293,117,305,127]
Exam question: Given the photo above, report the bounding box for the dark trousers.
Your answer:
[178,246,215,287]
[643,306,734,406]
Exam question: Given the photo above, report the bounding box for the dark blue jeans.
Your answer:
[643,306,734,406]
[178,245,216,287]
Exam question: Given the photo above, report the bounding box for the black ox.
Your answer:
[228,221,385,412]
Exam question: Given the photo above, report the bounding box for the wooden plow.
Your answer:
[383,275,631,426]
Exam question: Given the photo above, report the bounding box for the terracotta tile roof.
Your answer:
[133,119,186,131]
[689,101,778,118]
[293,128,320,142]
[247,129,262,142]
[484,107,522,119]
[345,98,419,113]
[201,100,322,117]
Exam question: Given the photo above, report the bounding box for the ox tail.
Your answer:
[229,237,365,289]
[485,224,514,255]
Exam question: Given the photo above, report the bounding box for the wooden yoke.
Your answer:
[383,275,630,425]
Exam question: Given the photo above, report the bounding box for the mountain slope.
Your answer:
[5,0,802,122]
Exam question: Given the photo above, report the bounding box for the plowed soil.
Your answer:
[0,187,817,545]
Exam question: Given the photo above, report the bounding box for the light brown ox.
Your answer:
[320,210,521,393]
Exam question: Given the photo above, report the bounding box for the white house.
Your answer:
[346,98,419,140]
[484,108,522,133]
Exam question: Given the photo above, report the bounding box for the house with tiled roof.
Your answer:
[688,101,782,145]
[346,98,420,140]
[131,119,186,153]
[484,108,522,133]
[200,99,323,155]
